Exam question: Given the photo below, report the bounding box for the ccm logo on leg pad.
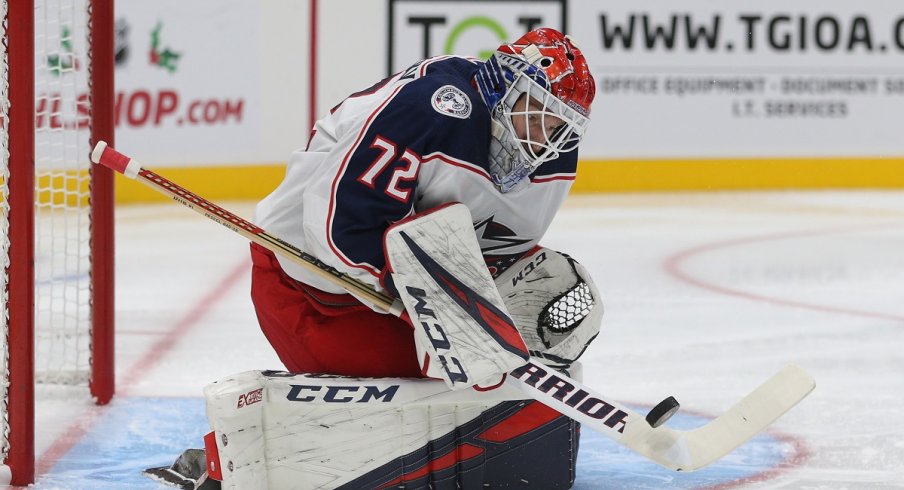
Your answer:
[286,384,400,403]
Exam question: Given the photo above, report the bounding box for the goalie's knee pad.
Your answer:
[495,247,603,368]
[203,369,581,489]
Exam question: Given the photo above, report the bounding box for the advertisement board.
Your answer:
[569,0,904,158]
[106,1,260,165]
[387,0,565,73]
[68,0,904,199]
[383,0,904,159]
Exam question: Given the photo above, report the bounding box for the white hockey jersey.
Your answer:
[255,56,579,304]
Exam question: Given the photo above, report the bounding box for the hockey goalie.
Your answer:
[146,28,603,489]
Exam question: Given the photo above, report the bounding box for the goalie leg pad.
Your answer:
[384,203,529,390]
[203,371,268,490]
[204,369,581,489]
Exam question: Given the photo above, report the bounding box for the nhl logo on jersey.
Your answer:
[432,85,472,119]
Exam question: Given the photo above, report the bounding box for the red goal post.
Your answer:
[1,0,114,485]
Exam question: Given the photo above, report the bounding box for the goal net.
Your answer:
[1,0,113,484]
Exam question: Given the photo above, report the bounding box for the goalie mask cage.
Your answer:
[1,0,114,485]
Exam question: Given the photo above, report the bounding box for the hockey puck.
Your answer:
[645,396,680,428]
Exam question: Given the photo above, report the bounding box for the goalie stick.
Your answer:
[91,141,815,472]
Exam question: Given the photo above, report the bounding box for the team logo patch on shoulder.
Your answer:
[432,85,472,119]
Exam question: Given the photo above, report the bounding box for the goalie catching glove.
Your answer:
[494,247,603,369]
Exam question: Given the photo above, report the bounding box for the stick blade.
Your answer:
[648,364,815,471]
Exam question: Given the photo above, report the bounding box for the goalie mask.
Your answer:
[475,28,595,193]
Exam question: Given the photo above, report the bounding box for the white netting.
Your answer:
[539,281,595,334]
[1,0,13,462]
[1,0,99,471]
[34,0,93,384]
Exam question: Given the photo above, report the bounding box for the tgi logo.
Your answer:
[387,0,566,75]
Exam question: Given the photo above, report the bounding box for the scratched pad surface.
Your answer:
[35,396,792,489]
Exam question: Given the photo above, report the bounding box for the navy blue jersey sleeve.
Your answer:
[531,146,578,179]
[329,73,490,272]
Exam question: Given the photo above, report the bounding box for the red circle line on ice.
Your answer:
[664,223,904,323]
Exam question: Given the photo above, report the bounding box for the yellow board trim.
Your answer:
[114,164,287,204]
[108,157,904,204]
[571,157,904,193]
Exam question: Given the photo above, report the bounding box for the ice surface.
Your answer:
[17,191,904,488]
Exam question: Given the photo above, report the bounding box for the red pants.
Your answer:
[249,243,423,377]
[249,245,578,488]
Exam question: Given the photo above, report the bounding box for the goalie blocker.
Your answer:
[384,203,602,388]
[200,368,583,489]
[385,203,530,390]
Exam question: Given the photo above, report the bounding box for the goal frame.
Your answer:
[4,0,115,485]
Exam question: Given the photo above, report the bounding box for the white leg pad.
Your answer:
[203,371,269,490]
[203,368,580,489]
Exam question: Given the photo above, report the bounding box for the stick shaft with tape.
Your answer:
[90,141,403,315]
